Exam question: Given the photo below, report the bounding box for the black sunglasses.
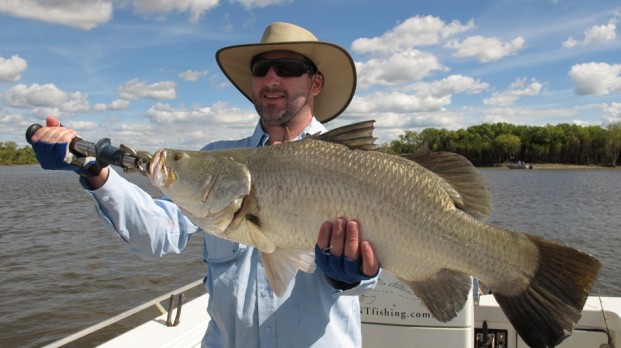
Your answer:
[251,58,318,78]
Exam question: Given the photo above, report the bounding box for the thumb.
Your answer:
[46,115,61,127]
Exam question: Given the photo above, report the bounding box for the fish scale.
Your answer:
[148,121,601,348]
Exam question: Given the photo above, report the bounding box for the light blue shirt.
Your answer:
[82,117,377,348]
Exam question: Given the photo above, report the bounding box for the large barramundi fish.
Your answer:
[148,121,601,348]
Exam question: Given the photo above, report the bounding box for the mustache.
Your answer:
[260,87,288,96]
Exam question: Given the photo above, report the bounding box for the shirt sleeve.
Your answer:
[80,168,200,258]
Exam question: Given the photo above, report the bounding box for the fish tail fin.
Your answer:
[493,235,601,348]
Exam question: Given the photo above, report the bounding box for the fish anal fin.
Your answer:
[260,249,316,297]
[492,235,602,348]
[313,120,377,150]
[399,269,472,322]
[402,152,492,220]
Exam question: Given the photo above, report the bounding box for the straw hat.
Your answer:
[216,22,356,123]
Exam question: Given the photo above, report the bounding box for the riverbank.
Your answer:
[517,163,617,169]
[479,163,618,169]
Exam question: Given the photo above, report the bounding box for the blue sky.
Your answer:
[1,0,619,151]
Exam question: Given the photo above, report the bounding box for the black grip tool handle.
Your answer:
[25,124,42,145]
[25,123,140,169]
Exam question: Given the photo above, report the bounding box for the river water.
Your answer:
[1,165,619,347]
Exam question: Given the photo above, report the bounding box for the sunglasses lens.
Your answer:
[251,59,315,77]
[252,61,272,76]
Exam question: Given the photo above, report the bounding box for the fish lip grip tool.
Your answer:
[26,123,152,176]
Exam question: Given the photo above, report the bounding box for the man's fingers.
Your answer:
[317,221,332,250]
[46,116,61,127]
[329,218,346,257]
[343,220,360,261]
[360,241,379,277]
[43,127,76,143]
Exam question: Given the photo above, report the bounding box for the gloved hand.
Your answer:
[30,119,105,177]
[315,218,379,287]
[315,244,377,285]
[32,140,103,177]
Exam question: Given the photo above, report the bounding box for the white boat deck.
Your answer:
[93,289,620,348]
[42,275,619,348]
[98,293,210,348]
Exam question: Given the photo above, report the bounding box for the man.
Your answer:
[30,22,379,347]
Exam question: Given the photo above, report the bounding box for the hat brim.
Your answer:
[216,41,356,123]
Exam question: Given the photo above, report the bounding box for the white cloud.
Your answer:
[349,91,451,114]
[3,83,70,107]
[108,99,131,110]
[0,0,113,30]
[1,83,91,116]
[484,78,543,106]
[356,49,447,89]
[127,0,220,23]
[146,102,255,124]
[348,75,488,127]
[179,69,209,81]
[569,62,621,95]
[351,15,474,54]
[0,55,28,82]
[562,37,578,48]
[234,0,288,10]
[406,74,489,97]
[0,108,25,125]
[563,19,617,48]
[446,35,526,63]
[603,102,621,124]
[117,79,177,100]
[65,120,99,131]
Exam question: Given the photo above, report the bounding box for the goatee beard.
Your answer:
[254,87,298,126]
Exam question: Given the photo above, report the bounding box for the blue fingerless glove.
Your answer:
[31,140,102,177]
[314,244,378,286]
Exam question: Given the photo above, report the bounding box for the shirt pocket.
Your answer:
[203,234,245,263]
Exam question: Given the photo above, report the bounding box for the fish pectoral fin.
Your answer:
[260,249,317,297]
[242,217,276,253]
[399,270,472,322]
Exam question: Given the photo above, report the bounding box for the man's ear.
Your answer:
[312,72,324,96]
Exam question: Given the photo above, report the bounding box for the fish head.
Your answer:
[148,148,252,234]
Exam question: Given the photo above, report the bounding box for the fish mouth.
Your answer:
[148,150,176,188]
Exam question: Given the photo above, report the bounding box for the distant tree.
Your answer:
[0,141,38,165]
[606,122,621,166]
[492,134,522,162]
[391,130,422,154]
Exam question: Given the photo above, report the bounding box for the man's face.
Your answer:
[251,51,321,127]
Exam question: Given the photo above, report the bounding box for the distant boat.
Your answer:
[506,161,533,169]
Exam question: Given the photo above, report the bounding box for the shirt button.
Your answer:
[264,326,271,334]
[102,196,110,202]
[261,289,268,297]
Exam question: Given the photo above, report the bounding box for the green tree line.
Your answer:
[0,142,38,165]
[382,122,621,167]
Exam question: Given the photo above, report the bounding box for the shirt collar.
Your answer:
[251,117,327,147]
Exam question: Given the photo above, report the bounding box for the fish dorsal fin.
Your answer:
[314,120,377,150]
[260,249,317,297]
[398,270,472,322]
[402,152,492,220]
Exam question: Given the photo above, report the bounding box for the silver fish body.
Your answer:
[148,121,601,348]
